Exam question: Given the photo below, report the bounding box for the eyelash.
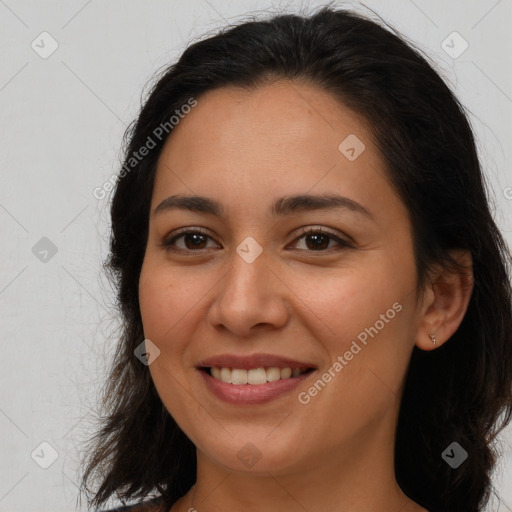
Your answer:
[160,227,353,254]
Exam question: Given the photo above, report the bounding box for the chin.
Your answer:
[193,429,310,475]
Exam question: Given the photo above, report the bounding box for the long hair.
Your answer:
[80,6,512,512]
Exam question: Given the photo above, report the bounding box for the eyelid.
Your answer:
[288,228,354,255]
[160,226,218,250]
[293,226,353,247]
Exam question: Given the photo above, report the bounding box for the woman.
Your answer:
[80,6,512,512]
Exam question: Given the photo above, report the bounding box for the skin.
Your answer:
[138,79,473,512]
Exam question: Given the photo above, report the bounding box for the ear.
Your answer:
[415,250,474,351]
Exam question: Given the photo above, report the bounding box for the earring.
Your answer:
[430,334,437,346]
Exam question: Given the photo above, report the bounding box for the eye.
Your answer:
[161,226,352,254]
[161,228,219,253]
[290,227,352,252]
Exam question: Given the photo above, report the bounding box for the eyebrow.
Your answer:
[153,193,373,219]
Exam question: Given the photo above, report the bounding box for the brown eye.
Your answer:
[303,232,331,250]
[162,228,219,253]
[291,228,352,252]
[180,232,208,250]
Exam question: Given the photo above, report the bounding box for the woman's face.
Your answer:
[139,79,424,475]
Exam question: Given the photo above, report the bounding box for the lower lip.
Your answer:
[199,369,314,405]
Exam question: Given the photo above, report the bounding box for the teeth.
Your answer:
[220,367,231,384]
[248,367,267,385]
[266,367,281,382]
[280,367,292,379]
[208,366,309,385]
[231,369,248,385]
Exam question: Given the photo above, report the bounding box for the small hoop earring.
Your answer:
[430,334,437,346]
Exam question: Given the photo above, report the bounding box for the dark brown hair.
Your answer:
[80,6,512,512]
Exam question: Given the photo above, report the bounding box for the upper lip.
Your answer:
[197,353,316,370]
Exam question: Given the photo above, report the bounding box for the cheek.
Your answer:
[138,262,199,411]
[302,256,417,388]
[139,267,168,338]
[302,264,408,338]
[138,258,215,375]
[138,260,189,348]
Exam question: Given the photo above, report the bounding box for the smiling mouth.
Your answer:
[200,366,315,385]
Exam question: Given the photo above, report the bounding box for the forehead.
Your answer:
[151,79,396,223]
[160,79,372,159]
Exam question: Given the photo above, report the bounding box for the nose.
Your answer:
[206,246,291,337]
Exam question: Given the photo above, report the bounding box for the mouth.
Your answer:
[200,366,315,385]
[196,353,317,405]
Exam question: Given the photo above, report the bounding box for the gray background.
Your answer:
[1,0,511,510]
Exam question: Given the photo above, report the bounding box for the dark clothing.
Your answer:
[101,497,443,512]
[99,497,164,511]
